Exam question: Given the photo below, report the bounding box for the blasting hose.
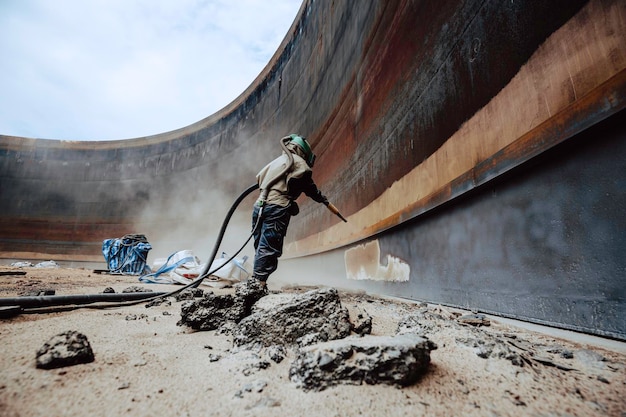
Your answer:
[2,136,347,315]
[2,183,260,315]
[193,182,260,286]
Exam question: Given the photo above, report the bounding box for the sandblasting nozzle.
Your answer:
[326,202,348,222]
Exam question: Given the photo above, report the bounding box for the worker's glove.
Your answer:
[288,201,300,216]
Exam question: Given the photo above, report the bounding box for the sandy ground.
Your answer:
[0,265,624,417]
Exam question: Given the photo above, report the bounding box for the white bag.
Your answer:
[141,250,251,288]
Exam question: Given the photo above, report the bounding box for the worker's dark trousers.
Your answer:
[252,204,291,282]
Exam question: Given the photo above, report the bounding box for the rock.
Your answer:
[233,279,268,313]
[36,331,95,369]
[178,293,246,331]
[266,345,286,363]
[177,280,267,331]
[289,334,437,391]
[146,298,171,307]
[350,307,372,336]
[396,311,438,336]
[232,288,351,347]
[102,287,115,293]
[174,288,205,302]
[457,314,490,327]
[597,375,610,384]
[456,334,523,366]
[296,332,327,347]
[216,321,239,335]
[251,293,296,313]
[125,314,148,321]
[122,286,153,293]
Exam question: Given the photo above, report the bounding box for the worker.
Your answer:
[250,134,328,289]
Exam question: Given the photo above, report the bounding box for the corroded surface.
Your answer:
[0,0,625,338]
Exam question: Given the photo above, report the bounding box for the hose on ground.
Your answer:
[8,182,260,314]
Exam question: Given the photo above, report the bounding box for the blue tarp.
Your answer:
[102,234,152,275]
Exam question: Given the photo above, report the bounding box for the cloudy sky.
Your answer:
[0,0,302,141]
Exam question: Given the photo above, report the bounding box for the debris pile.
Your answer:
[176,284,437,390]
[4,266,620,416]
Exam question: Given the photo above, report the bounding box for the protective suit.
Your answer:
[251,137,327,284]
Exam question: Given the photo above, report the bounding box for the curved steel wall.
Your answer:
[1,0,624,338]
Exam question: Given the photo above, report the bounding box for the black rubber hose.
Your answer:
[194,182,260,284]
[5,183,260,314]
[0,292,167,308]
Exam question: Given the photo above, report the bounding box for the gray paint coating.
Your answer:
[278,112,626,340]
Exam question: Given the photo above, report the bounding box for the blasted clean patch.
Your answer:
[344,240,410,282]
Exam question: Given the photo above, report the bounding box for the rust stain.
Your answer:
[287,68,626,257]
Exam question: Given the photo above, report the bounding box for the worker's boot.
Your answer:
[246,275,268,295]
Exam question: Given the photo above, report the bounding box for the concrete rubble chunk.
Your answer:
[266,345,287,363]
[174,287,205,302]
[396,310,439,336]
[221,348,271,376]
[145,297,171,308]
[178,293,246,331]
[36,330,95,369]
[233,278,268,311]
[289,334,437,391]
[177,280,267,331]
[232,288,352,347]
[456,333,524,366]
[350,306,372,336]
[457,313,490,327]
[122,286,153,293]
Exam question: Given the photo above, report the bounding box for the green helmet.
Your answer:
[289,134,316,167]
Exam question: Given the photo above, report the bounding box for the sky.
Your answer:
[0,0,303,141]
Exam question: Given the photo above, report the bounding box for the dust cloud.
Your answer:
[133,129,288,269]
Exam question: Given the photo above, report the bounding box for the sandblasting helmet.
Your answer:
[288,134,316,167]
